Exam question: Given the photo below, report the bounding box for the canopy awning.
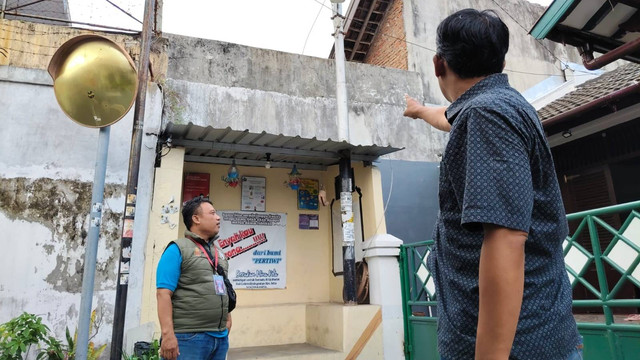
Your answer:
[164,124,404,171]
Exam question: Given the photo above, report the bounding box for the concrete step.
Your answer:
[228,343,341,360]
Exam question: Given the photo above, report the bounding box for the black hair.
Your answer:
[436,9,509,79]
[182,196,213,230]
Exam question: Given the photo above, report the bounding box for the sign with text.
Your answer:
[183,173,210,203]
[241,176,266,212]
[216,211,287,289]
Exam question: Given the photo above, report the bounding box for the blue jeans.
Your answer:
[566,336,584,360]
[170,332,229,360]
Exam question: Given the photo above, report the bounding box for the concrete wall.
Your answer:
[0,19,164,354]
[404,0,582,106]
[162,33,446,162]
[0,66,119,350]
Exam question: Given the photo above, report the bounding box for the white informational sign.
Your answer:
[241,176,266,212]
[216,211,287,289]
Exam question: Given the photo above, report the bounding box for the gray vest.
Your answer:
[170,232,229,333]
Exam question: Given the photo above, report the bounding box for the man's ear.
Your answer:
[191,213,200,226]
[433,54,446,78]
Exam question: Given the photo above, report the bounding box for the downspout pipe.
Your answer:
[542,82,640,129]
[580,37,640,70]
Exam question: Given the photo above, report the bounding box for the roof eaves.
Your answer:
[530,0,577,39]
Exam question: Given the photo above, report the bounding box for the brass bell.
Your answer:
[48,35,138,128]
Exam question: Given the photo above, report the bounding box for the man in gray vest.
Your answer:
[157,196,231,360]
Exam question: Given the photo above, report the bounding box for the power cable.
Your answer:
[489,0,568,73]
[309,0,576,78]
[4,0,47,12]
[2,8,140,34]
[302,0,326,55]
[374,161,394,236]
[351,18,566,77]
[105,0,143,25]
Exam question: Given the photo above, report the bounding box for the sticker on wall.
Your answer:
[122,218,134,238]
[122,246,131,259]
[299,214,319,230]
[125,205,135,217]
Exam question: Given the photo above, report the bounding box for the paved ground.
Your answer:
[574,313,640,324]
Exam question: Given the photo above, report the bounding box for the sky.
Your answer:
[68,0,553,59]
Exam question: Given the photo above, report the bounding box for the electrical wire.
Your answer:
[374,162,393,235]
[309,0,575,78]
[2,0,594,79]
[489,0,568,73]
[105,0,143,25]
[0,45,55,57]
[4,0,47,12]
[302,0,326,55]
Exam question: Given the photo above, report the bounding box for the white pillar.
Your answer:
[363,234,405,360]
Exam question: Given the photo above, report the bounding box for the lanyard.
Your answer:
[188,237,218,270]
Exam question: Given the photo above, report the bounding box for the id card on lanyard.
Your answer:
[194,241,227,296]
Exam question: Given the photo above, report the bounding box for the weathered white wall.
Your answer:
[404,0,583,105]
[396,0,583,159]
[0,65,162,354]
[163,34,447,162]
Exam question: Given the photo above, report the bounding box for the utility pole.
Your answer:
[332,0,356,304]
[109,0,156,358]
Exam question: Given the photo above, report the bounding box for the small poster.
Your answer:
[297,179,319,210]
[242,176,266,212]
[299,214,319,230]
[183,173,210,203]
[122,219,134,238]
[125,206,135,217]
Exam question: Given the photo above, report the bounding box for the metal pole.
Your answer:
[76,126,111,360]
[109,0,155,358]
[333,2,350,143]
[1,0,7,19]
[332,2,356,304]
[340,151,357,304]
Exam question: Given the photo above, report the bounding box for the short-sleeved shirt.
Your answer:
[428,73,579,359]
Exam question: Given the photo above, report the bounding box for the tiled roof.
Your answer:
[537,63,640,121]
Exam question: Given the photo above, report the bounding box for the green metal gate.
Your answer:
[400,200,640,360]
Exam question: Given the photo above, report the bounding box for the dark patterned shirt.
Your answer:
[428,74,580,359]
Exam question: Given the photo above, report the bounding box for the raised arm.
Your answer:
[403,94,451,132]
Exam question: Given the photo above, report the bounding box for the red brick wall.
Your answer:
[364,0,408,70]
